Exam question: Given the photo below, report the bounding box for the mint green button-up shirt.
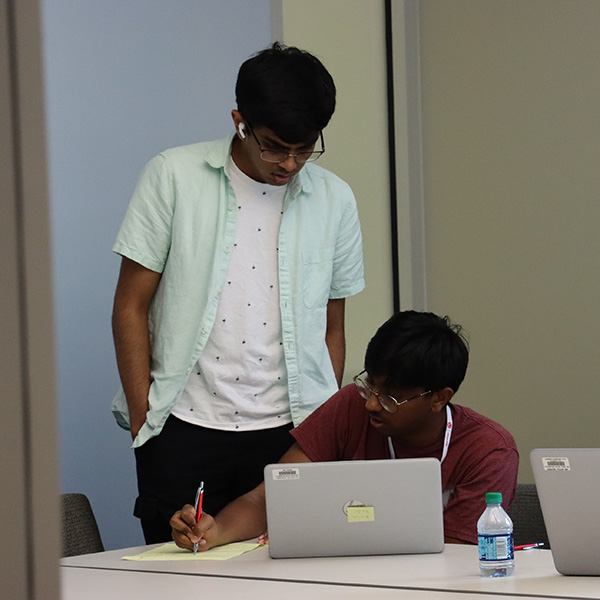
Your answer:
[112,135,365,447]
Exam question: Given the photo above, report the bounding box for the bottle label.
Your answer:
[478,534,514,561]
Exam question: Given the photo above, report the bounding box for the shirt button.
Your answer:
[227,203,236,211]
[223,246,231,253]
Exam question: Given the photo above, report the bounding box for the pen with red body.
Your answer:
[514,542,544,551]
[193,482,204,554]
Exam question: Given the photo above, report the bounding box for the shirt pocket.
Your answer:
[302,248,334,309]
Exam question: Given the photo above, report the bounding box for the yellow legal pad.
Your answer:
[122,541,263,561]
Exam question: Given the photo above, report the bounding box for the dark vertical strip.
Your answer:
[7,0,35,597]
[385,0,401,313]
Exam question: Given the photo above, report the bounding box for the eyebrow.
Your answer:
[260,133,316,150]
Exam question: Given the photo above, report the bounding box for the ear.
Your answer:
[231,109,243,130]
[431,387,454,413]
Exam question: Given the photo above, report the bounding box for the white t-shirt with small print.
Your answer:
[171,156,291,431]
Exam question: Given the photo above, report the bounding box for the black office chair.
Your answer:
[61,493,105,557]
[507,483,550,549]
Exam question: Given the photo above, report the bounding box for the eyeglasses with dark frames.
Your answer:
[352,370,433,414]
[246,122,325,164]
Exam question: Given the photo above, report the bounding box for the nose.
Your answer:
[364,391,382,412]
[279,155,298,172]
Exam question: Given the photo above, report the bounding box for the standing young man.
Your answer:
[111,43,364,543]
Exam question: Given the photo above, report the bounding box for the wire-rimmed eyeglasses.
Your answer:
[246,122,325,164]
[353,370,433,414]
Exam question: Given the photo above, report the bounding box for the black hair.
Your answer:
[235,42,336,143]
[364,311,469,394]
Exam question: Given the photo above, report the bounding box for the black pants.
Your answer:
[134,415,294,544]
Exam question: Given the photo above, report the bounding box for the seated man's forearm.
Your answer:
[213,483,268,545]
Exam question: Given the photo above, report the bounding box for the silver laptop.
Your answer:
[264,458,444,559]
[530,448,600,576]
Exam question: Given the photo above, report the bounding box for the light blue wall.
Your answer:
[41,0,272,550]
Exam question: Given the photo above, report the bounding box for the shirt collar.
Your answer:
[205,132,236,170]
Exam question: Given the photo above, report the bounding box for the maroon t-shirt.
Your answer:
[291,384,519,544]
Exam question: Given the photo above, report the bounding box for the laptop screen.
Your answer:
[531,448,600,576]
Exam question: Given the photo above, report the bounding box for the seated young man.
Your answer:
[171,311,519,549]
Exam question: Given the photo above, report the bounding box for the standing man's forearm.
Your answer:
[112,257,161,439]
[112,303,152,438]
[325,298,346,388]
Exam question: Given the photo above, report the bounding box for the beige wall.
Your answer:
[419,0,600,480]
[281,0,600,482]
[280,0,394,382]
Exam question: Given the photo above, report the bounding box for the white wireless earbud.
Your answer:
[238,123,246,139]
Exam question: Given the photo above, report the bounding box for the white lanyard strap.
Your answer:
[388,404,453,463]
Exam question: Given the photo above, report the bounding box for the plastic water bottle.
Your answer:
[477,492,514,577]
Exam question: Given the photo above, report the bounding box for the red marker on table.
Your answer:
[514,542,544,551]
[193,482,204,554]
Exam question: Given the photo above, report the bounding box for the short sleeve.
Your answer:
[291,385,357,461]
[113,154,174,273]
[329,185,364,300]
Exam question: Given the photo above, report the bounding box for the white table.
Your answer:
[61,543,600,599]
[61,567,541,600]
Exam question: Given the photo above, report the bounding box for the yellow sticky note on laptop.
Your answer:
[347,505,375,523]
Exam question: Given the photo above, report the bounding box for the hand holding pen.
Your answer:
[170,487,222,552]
[193,482,204,554]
